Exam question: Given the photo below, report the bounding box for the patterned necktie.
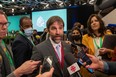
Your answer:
[56,45,61,62]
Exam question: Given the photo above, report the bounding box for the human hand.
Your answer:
[99,48,108,55]
[85,54,104,71]
[14,60,40,76]
[99,48,113,55]
[65,40,72,45]
[36,66,54,77]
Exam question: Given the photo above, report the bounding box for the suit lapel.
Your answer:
[61,42,69,74]
[45,39,60,65]
[20,34,34,47]
[45,39,63,75]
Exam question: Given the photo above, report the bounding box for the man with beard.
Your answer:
[30,16,77,77]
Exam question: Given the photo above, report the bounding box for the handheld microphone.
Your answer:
[64,53,82,77]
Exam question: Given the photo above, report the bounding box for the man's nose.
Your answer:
[2,25,7,29]
[56,29,60,34]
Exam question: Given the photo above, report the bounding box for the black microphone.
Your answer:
[64,53,82,77]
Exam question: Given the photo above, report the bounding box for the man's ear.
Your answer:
[20,25,24,32]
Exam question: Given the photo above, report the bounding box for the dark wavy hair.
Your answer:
[87,14,106,37]
[46,16,64,29]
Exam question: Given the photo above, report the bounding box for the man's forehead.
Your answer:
[0,14,7,22]
[51,21,63,26]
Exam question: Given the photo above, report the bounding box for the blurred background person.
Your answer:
[65,22,83,45]
[40,28,49,43]
[33,29,40,45]
[67,27,83,56]
[70,26,93,77]
[82,14,112,77]
[12,16,35,77]
[71,27,82,45]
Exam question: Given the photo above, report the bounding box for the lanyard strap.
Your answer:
[19,31,35,46]
[1,40,14,67]
[93,37,103,49]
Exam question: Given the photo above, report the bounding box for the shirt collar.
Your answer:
[49,37,61,47]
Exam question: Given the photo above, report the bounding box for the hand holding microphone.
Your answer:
[36,65,54,77]
[36,56,54,77]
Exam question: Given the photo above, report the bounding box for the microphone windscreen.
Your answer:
[64,53,76,66]
[65,53,81,75]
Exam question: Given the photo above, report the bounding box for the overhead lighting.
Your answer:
[0,4,3,7]
[37,2,51,10]
[64,1,71,7]
[89,0,95,5]
[12,8,14,13]
[56,0,66,8]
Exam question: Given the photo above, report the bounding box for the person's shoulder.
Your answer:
[13,34,27,44]
[83,34,89,38]
[36,40,48,47]
[14,34,25,40]
[62,41,71,47]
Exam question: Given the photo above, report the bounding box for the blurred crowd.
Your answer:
[0,9,116,77]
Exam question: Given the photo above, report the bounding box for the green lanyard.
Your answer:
[1,40,14,67]
[19,31,35,46]
[93,37,103,49]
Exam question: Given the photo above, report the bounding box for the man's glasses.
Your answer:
[0,22,11,27]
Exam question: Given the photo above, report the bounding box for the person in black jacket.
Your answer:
[12,17,35,77]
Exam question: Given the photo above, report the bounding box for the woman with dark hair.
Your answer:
[69,26,95,77]
[87,14,107,37]
[82,14,112,77]
[83,14,112,58]
[71,27,82,44]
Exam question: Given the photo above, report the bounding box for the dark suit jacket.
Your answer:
[31,39,78,77]
[107,62,116,75]
[0,44,15,77]
[12,34,33,68]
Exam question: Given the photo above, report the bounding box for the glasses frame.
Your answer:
[0,22,11,28]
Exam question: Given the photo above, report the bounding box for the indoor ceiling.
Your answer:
[0,0,95,15]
